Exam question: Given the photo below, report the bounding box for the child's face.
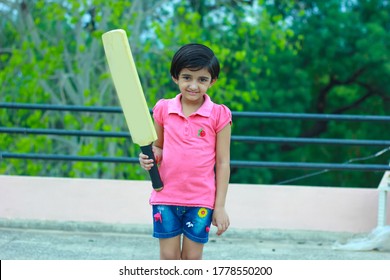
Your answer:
[172,68,216,104]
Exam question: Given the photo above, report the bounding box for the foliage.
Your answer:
[0,0,389,187]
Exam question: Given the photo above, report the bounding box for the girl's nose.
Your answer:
[189,81,198,90]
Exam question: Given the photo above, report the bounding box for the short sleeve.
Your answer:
[152,99,168,126]
[215,104,232,133]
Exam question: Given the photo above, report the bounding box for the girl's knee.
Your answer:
[181,237,204,260]
[181,251,203,260]
[160,250,181,260]
[159,236,181,260]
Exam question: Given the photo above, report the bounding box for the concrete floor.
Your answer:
[1,175,389,260]
[1,219,389,260]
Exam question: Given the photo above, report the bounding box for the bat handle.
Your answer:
[141,144,164,192]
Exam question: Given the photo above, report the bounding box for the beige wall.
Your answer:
[0,175,389,233]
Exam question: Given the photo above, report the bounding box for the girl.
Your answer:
[139,43,231,260]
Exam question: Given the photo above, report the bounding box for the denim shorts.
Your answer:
[152,205,213,244]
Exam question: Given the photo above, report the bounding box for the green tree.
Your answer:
[1,0,388,188]
[0,0,150,179]
[232,0,390,187]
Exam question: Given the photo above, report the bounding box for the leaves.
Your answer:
[0,0,388,187]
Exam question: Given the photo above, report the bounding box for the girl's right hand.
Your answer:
[139,152,154,171]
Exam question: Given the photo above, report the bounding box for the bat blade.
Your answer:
[102,29,163,191]
[102,29,156,147]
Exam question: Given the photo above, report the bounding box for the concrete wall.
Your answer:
[1,175,389,233]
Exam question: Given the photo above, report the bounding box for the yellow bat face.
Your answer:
[102,29,157,147]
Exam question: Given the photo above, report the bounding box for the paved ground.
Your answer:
[0,219,389,260]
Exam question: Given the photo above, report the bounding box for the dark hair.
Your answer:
[170,43,220,80]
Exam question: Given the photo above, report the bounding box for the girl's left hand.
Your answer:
[212,207,230,236]
[152,145,163,165]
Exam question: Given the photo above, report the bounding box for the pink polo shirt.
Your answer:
[149,93,232,209]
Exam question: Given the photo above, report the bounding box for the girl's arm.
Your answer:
[153,121,164,150]
[213,123,231,235]
[152,121,164,164]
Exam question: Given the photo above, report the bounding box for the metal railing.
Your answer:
[1,102,390,172]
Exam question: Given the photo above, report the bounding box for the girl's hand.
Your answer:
[152,145,163,165]
[139,146,162,171]
[212,207,230,236]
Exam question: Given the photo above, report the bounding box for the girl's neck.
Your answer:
[181,95,205,117]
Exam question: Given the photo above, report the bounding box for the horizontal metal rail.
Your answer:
[232,111,390,122]
[0,102,121,113]
[231,136,390,146]
[1,127,390,147]
[1,102,390,122]
[0,127,130,138]
[1,152,390,171]
[230,160,390,172]
[0,152,139,164]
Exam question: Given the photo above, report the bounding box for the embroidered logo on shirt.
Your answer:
[197,128,206,137]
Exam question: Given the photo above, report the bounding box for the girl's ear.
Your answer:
[172,76,179,84]
[209,78,217,88]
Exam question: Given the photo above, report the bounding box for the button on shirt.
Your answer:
[149,94,232,209]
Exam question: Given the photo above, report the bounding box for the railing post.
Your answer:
[377,166,390,227]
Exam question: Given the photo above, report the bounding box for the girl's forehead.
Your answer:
[180,68,211,77]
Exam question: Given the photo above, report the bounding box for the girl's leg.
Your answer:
[159,235,182,260]
[181,236,204,260]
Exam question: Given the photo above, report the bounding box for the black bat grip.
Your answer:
[140,144,164,191]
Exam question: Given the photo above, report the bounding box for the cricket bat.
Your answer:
[102,29,163,191]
